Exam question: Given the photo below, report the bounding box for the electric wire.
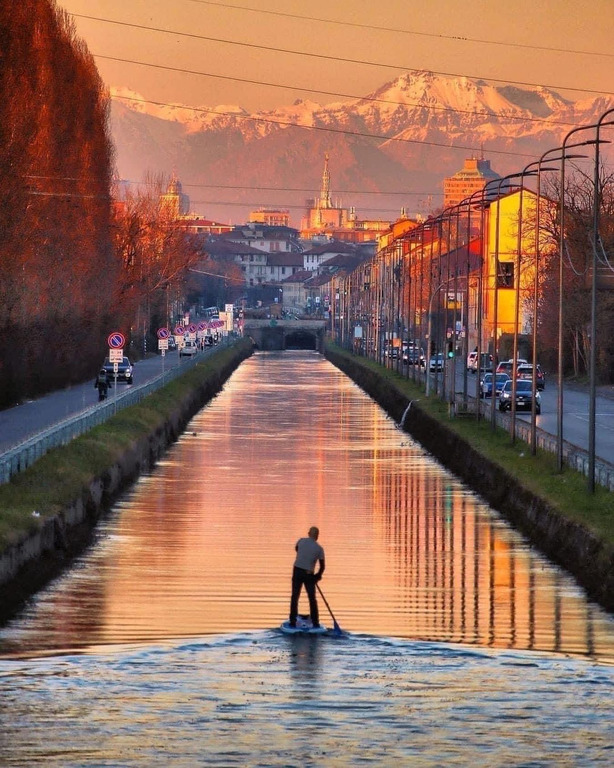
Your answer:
[72,13,614,99]
[112,91,536,159]
[97,53,578,129]
[187,0,614,61]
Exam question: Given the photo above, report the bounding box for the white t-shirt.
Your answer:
[294,537,324,572]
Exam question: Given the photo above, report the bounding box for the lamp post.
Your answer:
[486,171,533,428]
[528,147,573,454]
[553,134,596,468]
[588,107,614,491]
[510,163,542,443]
[425,275,467,397]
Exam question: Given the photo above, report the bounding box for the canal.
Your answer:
[1,351,613,766]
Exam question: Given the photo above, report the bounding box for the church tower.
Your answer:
[159,173,190,218]
[319,153,332,210]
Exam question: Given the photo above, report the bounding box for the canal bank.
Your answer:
[325,344,614,614]
[0,339,254,624]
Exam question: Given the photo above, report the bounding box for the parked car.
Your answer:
[429,353,445,372]
[179,339,198,357]
[498,379,541,414]
[167,336,177,351]
[516,363,546,390]
[102,356,134,383]
[469,352,493,373]
[480,372,510,398]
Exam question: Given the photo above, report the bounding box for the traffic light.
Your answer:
[447,340,454,358]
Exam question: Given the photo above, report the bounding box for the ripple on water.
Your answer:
[0,632,613,767]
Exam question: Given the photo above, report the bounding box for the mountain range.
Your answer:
[109,70,614,226]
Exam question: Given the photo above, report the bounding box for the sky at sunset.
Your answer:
[57,0,614,113]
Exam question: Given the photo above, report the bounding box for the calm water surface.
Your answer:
[1,351,613,766]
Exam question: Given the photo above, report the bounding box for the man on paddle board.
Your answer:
[289,526,325,628]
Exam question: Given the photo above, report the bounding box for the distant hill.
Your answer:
[109,71,614,226]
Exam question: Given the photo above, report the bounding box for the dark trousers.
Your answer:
[289,567,319,626]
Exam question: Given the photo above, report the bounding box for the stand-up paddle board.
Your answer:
[280,615,328,635]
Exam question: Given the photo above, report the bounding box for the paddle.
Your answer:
[316,583,343,635]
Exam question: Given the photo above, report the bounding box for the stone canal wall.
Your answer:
[325,346,614,614]
[0,341,254,624]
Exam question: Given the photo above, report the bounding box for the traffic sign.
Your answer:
[158,339,169,350]
[109,349,123,363]
[157,327,170,340]
[174,323,185,335]
[188,323,197,333]
[108,331,125,349]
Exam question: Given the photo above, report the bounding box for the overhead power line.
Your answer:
[73,13,614,98]
[97,54,578,129]
[187,0,614,61]
[112,92,536,159]
[122,178,442,197]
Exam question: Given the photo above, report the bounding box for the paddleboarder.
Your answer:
[289,526,325,629]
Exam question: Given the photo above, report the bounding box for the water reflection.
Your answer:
[1,351,613,662]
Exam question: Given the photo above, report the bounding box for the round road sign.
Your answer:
[157,327,170,340]
[108,331,126,349]
[174,323,185,336]
[188,323,197,333]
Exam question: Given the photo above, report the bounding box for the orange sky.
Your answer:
[57,0,614,112]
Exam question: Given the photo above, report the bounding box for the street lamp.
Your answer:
[588,107,614,491]
[425,275,467,397]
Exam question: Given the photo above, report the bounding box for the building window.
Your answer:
[497,261,514,288]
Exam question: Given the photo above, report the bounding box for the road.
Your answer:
[399,360,614,468]
[0,352,186,453]
[2,351,614,470]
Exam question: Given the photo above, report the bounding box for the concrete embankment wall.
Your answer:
[325,347,614,614]
[0,341,254,624]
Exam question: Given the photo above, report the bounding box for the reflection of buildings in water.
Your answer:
[370,450,603,658]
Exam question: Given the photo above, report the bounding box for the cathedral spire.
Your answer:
[319,153,332,209]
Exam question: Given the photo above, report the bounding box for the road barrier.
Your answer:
[0,343,229,485]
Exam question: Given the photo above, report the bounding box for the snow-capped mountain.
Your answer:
[109,71,614,224]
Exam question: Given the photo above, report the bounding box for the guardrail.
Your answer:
[388,359,614,491]
[456,386,614,492]
[0,342,230,485]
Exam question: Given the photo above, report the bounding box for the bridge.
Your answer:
[242,319,328,351]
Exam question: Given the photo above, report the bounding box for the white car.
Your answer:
[179,340,198,357]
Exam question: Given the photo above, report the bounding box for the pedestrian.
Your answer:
[289,526,325,628]
[94,368,109,401]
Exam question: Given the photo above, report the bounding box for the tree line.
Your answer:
[0,1,216,409]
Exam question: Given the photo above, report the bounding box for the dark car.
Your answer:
[498,379,541,414]
[102,356,134,383]
[403,345,425,365]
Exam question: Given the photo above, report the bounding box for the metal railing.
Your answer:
[0,342,230,485]
[385,355,614,490]
[459,388,614,492]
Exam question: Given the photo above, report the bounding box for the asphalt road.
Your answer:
[2,352,614,469]
[0,352,186,453]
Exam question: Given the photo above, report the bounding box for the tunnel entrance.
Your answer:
[285,330,317,350]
